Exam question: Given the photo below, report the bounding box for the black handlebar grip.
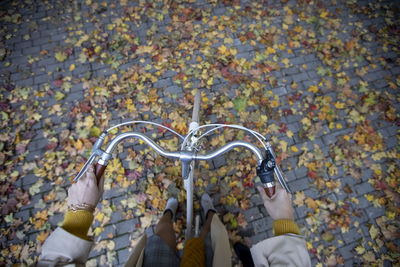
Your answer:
[95,163,106,186]
[259,172,276,198]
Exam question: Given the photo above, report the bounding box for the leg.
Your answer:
[201,194,232,267]
[199,211,215,240]
[155,210,177,252]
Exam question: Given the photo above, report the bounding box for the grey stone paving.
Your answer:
[0,0,399,266]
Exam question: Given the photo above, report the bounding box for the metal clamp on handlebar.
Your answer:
[257,150,276,198]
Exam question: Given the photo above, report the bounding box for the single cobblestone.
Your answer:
[252,217,273,234]
[114,234,131,250]
[339,242,357,260]
[116,219,140,236]
[243,207,261,222]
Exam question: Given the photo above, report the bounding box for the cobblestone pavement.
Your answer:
[1,0,399,266]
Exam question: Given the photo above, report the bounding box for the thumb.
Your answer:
[85,163,97,184]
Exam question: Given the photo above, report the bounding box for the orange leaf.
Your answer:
[37,231,50,243]
[305,197,318,210]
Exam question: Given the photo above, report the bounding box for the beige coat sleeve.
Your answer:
[124,234,147,267]
[37,227,93,267]
[210,215,232,267]
[250,235,311,267]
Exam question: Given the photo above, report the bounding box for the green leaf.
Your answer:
[316,66,327,76]
[322,231,335,242]
[90,126,101,137]
[233,97,247,112]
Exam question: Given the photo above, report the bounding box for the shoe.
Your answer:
[163,198,178,220]
[200,193,217,219]
[234,242,254,267]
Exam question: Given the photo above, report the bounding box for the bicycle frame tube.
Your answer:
[184,161,194,240]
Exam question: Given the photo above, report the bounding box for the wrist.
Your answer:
[62,210,94,240]
[273,219,300,236]
[68,203,96,213]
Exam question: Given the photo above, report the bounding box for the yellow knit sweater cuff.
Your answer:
[273,219,300,236]
[181,238,205,267]
[62,210,94,241]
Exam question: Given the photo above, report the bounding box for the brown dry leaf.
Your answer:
[305,197,318,210]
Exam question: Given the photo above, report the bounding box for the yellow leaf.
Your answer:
[308,85,318,93]
[126,99,136,112]
[69,64,75,71]
[218,45,227,55]
[336,123,342,129]
[355,245,365,255]
[291,146,298,152]
[95,46,101,54]
[271,100,279,108]
[293,191,305,207]
[369,225,379,239]
[74,139,83,150]
[95,212,105,222]
[301,117,311,127]
[334,102,345,109]
[107,241,115,251]
[320,11,328,18]
[55,51,67,62]
[140,214,152,228]
[37,231,50,243]
[365,194,374,202]
[93,227,103,236]
[83,115,94,128]
[207,77,214,86]
[224,37,233,44]
[286,130,294,138]
[266,47,276,54]
[282,58,290,67]
[279,140,287,153]
[386,211,395,220]
[146,184,161,198]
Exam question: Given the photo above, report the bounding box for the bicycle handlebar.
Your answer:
[74,129,291,197]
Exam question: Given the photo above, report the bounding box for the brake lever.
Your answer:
[266,142,291,194]
[72,131,108,183]
[257,150,276,198]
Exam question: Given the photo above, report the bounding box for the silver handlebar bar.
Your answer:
[73,131,291,193]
